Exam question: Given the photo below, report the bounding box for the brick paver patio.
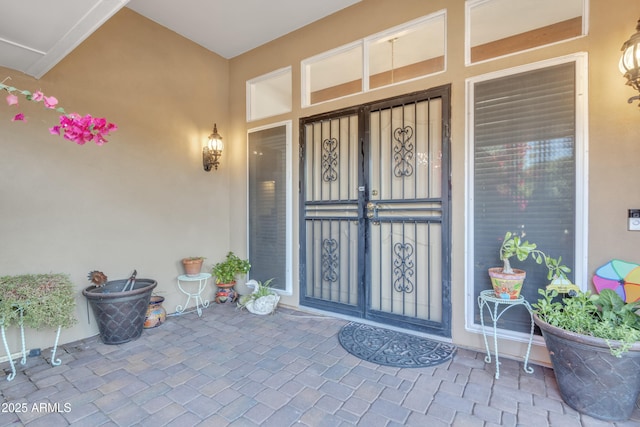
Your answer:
[1,303,639,426]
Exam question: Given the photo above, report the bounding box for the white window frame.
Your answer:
[301,40,364,108]
[464,53,589,342]
[246,120,293,295]
[301,10,447,107]
[363,10,447,92]
[465,0,590,66]
[246,67,292,122]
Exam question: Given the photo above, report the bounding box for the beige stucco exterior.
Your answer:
[1,0,640,366]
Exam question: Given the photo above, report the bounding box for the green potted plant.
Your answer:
[489,231,570,299]
[0,273,76,330]
[0,273,77,379]
[181,256,206,277]
[211,252,251,304]
[211,252,251,285]
[532,288,640,421]
[237,279,280,315]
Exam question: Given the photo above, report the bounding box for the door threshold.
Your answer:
[293,305,454,344]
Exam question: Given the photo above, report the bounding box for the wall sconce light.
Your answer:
[620,18,640,106]
[203,123,224,171]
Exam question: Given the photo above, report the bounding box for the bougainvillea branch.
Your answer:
[1,78,117,145]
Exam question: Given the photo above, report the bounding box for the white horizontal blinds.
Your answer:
[473,62,576,333]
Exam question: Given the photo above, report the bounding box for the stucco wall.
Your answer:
[0,8,231,351]
[228,0,640,364]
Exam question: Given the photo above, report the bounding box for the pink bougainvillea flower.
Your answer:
[43,96,58,108]
[3,81,117,145]
[6,94,18,106]
[31,91,44,102]
[94,134,107,146]
[50,113,117,145]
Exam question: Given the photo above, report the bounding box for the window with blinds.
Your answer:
[248,123,291,292]
[471,61,578,333]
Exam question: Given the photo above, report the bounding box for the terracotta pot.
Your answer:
[182,258,204,277]
[488,267,526,299]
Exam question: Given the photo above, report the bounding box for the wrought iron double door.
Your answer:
[300,86,451,337]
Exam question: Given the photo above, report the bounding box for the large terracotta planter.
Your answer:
[83,279,157,345]
[534,313,640,421]
[488,267,526,299]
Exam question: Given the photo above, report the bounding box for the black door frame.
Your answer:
[299,85,452,337]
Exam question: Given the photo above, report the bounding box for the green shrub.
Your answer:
[0,273,77,329]
[533,288,640,356]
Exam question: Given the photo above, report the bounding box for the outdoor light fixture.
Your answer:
[620,18,640,106]
[203,123,223,171]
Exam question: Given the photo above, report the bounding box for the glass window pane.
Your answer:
[248,125,288,290]
[247,68,292,122]
[303,43,363,106]
[472,62,577,333]
[467,0,584,63]
[368,12,445,89]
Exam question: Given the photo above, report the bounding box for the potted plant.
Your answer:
[0,273,77,379]
[182,256,206,277]
[532,287,640,421]
[0,273,76,330]
[489,231,570,299]
[211,252,250,303]
[212,252,250,285]
[238,279,280,315]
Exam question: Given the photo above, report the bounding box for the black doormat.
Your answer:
[338,322,456,368]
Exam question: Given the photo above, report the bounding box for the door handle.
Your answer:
[366,202,378,219]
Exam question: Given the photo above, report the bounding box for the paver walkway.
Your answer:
[1,303,639,426]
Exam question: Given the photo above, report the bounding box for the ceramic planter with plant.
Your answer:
[532,287,640,421]
[211,252,250,303]
[212,252,250,285]
[182,257,206,277]
[489,231,570,299]
[238,279,280,315]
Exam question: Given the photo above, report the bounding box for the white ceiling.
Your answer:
[0,0,360,79]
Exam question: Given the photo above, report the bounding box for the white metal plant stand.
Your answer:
[478,289,535,379]
[176,273,211,317]
[1,307,62,381]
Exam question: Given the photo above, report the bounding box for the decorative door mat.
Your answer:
[338,322,456,368]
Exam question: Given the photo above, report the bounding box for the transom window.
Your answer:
[247,67,292,122]
[466,0,587,64]
[302,11,446,106]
